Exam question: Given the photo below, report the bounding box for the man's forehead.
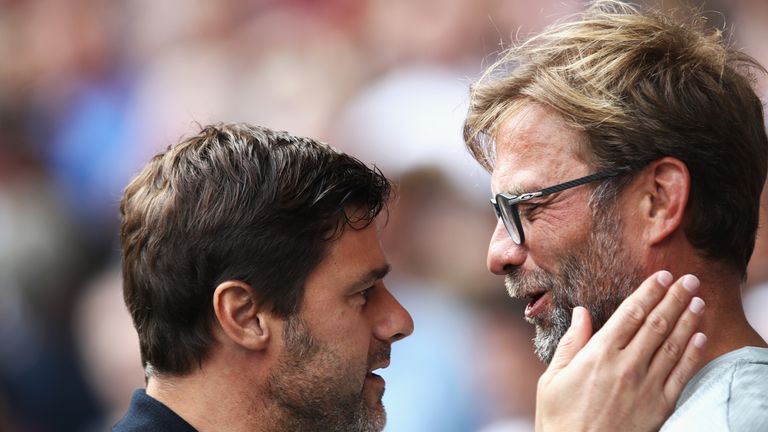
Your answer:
[494,103,582,158]
[490,103,591,194]
[494,104,546,150]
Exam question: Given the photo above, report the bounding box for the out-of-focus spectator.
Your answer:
[74,267,144,431]
[361,0,491,70]
[382,167,496,293]
[334,63,491,203]
[128,0,370,152]
[0,106,102,431]
[491,0,582,41]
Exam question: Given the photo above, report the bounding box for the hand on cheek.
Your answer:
[535,271,707,432]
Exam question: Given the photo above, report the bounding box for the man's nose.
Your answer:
[487,219,527,274]
[373,286,414,343]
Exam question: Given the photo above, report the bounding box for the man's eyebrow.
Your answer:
[495,184,527,196]
[351,264,391,290]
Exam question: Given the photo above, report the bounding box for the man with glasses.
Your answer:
[465,1,768,431]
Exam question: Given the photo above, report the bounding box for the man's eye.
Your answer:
[350,286,374,307]
[361,287,373,300]
[520,203,542,219]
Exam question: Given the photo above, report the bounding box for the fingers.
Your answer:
[593,270,672,349]
[663,332,707,402]
[547,307,593,372]
[625,275,701,365]
[647,294,706,383]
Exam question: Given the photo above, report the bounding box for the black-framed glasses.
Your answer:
[491,170,623,244]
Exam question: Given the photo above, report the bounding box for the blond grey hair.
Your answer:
[465,0,768,275]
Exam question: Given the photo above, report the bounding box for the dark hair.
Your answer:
[120,123,391,375]
[464,1,768,276]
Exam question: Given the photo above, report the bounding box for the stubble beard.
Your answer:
[266,316,389,432]
[505,204,644,363]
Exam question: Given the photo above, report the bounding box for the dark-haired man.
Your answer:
[465,1,768,431]
[113,124,413,432]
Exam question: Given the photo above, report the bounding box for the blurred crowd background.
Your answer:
[0,0,767,431]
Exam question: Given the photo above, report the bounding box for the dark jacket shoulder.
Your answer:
[112,389,197,432]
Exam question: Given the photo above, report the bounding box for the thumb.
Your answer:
[547,306,593,372]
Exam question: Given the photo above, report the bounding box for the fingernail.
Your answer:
[572,307,582,326]
[693,332,707,349]
[682,275,700,293]
[689,297,705,314]
[657,270,673,287]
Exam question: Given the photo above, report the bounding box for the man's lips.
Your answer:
[369,359,390,373]
[366,359,390,382]
[365,372,385,387]
[524,291,551,319]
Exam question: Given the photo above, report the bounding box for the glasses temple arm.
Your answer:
[538,171,621,197]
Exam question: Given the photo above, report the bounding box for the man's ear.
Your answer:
[636,157,690,246]
[213,281,274,351]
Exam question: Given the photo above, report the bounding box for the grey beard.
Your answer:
[505,202,642,364]
[531,300,572,363]
[505,265,575,363]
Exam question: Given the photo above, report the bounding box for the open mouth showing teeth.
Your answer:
[524,291,549,319]
[527,291,546,308]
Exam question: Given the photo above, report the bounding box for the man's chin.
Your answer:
[531,308,572,364]
[533,327,561,364]
[369,407,386,432]
[358,400,386,432]
[360,379,386,431]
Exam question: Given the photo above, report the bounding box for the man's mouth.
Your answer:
[366,360,390,384]
[524,291,550,319]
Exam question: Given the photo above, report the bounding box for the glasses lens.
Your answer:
[497,197,522,244]
[491,199,502,219]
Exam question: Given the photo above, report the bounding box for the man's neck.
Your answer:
[145,365,279,432]
[648,239,767,367]
[681,267,767,368]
